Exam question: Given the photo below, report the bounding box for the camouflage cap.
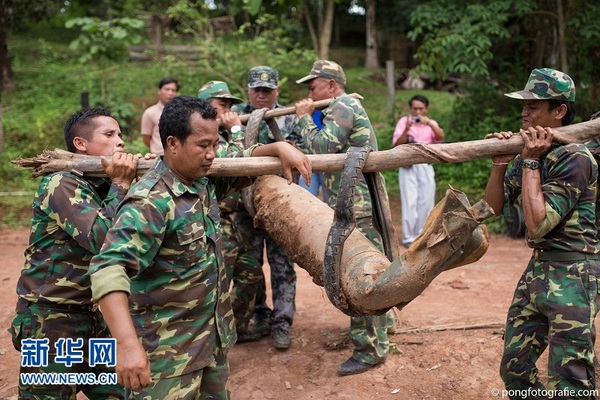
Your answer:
[197,81,242,104]
[504,68,575,102]
[296,60,346,85]
[248,66,279,89]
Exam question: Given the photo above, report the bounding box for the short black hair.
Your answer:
[159,96,217,148]
[547,99,575,126]
[64,108,112,153]
[409,94,429,107]
[159,76,180,91]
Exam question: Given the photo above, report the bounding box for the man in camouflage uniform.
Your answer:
[231,66,298,349]
[483,68,600,396]
[9,108,143,399]
[198,81,264,342]
[88,96,311,398]
[294,60,392,376]
[197,80,248,282]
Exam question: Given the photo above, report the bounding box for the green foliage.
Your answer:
[408,0,535,80]
[0,196,36,228]
[5,0,64,30]
[433,79,522,232]
[192,14,315,103]
[91,94,136,133]
[63,16,146,134]
[165,0,210,38]
[65,17,145,65]
[244,0,263,16]
[570,4,600,40]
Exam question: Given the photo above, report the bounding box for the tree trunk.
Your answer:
[301,0,320,56]
[0,0,13,153]
[317,0,323,36]
[0,93,3,153]
[533,34,545,69]
[0,0,15,92]
[365,0,378,68]
[252,176,492,315]
[556,0,568,73]
[589,46,600,112]
[318,0,335,59]
[149,14,164,48]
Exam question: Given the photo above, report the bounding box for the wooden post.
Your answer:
[386,60,395,121]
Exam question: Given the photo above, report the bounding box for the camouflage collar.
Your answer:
[154,158,208,196]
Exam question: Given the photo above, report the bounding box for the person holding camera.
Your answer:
[392,94,445,247]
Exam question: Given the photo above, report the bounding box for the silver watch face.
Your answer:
[523,159,540,170]
[231,125,241,133]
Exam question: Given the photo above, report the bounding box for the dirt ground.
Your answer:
[0,197,596,400]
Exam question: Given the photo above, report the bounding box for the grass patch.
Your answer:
[3,31,495,230]
[0,196,34,229]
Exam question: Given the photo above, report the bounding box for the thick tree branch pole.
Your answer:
[218,92,363,125]
[12,118,600,178]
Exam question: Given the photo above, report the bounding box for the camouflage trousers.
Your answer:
[220,213,264,334]
[349,217,392,364]
[500,257,600,396]
[234,209,296,332]
[9,299,123,399]
[127,347,230,400]
[220,214,246,286]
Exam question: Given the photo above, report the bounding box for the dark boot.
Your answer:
[236,330,262,344]
[271,328,291,350]
[337,357,385,376]
[252,319,271,337]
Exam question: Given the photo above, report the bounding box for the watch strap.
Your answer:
[522,159,540,170]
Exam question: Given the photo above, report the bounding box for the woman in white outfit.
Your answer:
[392,95,445,247]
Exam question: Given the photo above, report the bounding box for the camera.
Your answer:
[411,116,421,123]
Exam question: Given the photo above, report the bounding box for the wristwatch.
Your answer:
[230,125,242,134]
[522,159,540,170]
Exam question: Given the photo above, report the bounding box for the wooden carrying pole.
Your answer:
[12,118,600,178]
[218,92,364,125]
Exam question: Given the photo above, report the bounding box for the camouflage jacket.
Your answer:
[218,128,243,215]
[585,137,600,232]
[295,93,377,218]
[504,143,599,253]
[232,102,298,144]
[90,145,256,379]
[16,173,128,306]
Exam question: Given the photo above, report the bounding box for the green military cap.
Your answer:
[247,66,279,89]
[197,81,243,104]
[296,60,346,85]
[505,68,575,102]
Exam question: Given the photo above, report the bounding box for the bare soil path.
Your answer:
[0,198,593,399]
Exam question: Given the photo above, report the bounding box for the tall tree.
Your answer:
[0,0,15,153]
[364,0,378,68]
[556,0,568,73]
[300,0,335,59]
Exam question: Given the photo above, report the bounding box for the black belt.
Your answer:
[17,298,98,314]
[533,249,600,262]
